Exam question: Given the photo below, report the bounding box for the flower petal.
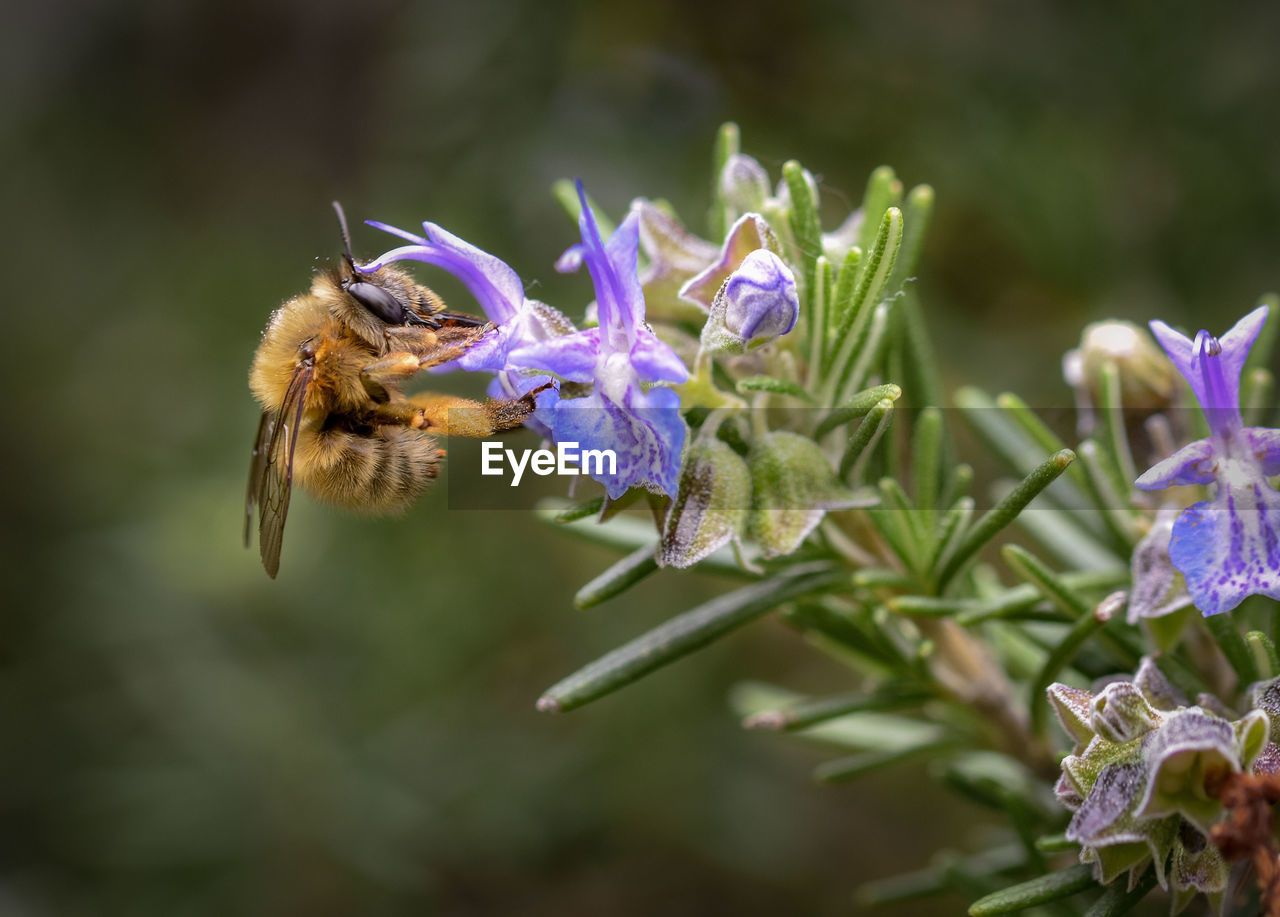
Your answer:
[574,183,642,334]
[678,213,779,312]
[1127,507,1194,623]
[360,220,524,324]
[1247,426,1280,476]
[545,384,686,498]
[1134,438,1217,489]
[629,327,689,383]
[508,328,601,382]
[1148,320,1197,404]
[1216,304,1269,409]
[1170,482,1280,615]
[1137,708,1237,833]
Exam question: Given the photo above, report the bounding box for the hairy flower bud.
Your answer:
[658,436,751,569]
[701,250,799,355]
[747,432,874,558]
[719,153,770,215]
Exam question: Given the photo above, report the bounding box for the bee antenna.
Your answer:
[332,201,354,259]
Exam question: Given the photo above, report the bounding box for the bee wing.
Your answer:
[256,363,314,578]
[244,411,274,547]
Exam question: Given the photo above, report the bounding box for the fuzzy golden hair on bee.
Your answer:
[244,202,552,578]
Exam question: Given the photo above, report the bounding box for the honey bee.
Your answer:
[246,203,548,577]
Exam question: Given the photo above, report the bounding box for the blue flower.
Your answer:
[1135,306,1280,615]
[511,182,688,498]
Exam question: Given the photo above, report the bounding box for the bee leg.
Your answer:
[383,324,496,371]
[406,382,554,438]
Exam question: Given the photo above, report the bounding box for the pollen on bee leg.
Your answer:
[363,352,422,383]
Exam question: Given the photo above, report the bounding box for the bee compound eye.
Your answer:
[346,280,409,325]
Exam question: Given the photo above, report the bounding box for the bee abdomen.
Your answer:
[296,427,442,513]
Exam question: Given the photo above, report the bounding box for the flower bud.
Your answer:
[701,250,799,355]
[1090,682,1160,744]
[719,153,770,215]
[747,431,874,558]
[1063,320,1177,414]
[658,436,751,569]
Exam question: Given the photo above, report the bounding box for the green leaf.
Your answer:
[1001,544,1093,619]
[936,450,1076,592]
[1096,361,1137,487]
[857,845,1026,906]
[813,383,901,439]
[741,684,932,731]
[551,496,605,523]
[967,864,1096,916]
[1005,491,1126,572]
[1075,440,1142,551]
[886,183,935,293]
[538,567,846,712]
[808,255,833,383]
[839,397,896,482]
[735,375,813,401]
[826,208,903,400]
[827,245,863,363]
[573,544,659,610]
[814,740,953,783]
[1248,630,1280,680]
[856,166,902,253]
[781,601,905,670]
[707,121,740,240]
[1244,291,1280,378]
[1081,869,1157,917]
[1034,833,1076,853]
[783,159,822,326]
[1030,613,1106,737]
[1204,613,1260,685]
[911,406,943,511]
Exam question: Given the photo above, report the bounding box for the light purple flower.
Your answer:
[1135,306,1280,615]
[510,181,689,498]
[700,249,798,354]
[357,219,569,374]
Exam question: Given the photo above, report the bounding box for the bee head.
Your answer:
[332,201,430,328]
[340,256,429,326]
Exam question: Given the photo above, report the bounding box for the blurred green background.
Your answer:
[5,2,1280,914]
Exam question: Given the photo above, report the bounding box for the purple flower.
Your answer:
[701,249,798,354]
[1135,306,1280,615]
[357,219,569,374]
[509,181,689,498]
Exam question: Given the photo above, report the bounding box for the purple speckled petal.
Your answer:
[1251,742,1280,775]
[507,328,601,382]
[1169,482,1280,616]
[1247,427,1280,476]
[546,384,686,498]
[1134,438,1217,489]
[1066,761,1146,845]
